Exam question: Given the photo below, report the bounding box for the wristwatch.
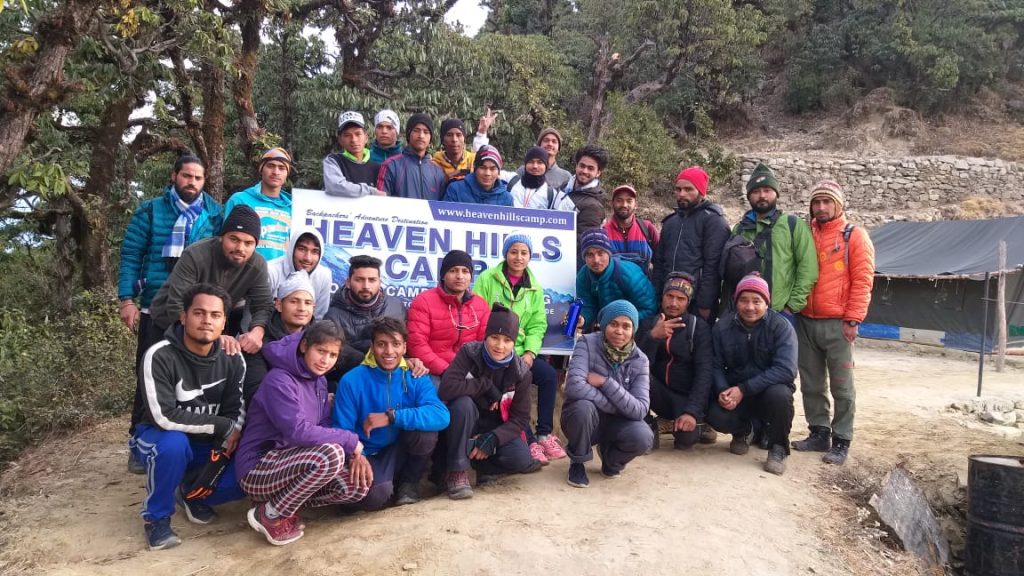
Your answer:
[844,320,859,327]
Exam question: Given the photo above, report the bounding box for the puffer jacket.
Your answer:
[652,199,731,311]
[711,309,798,396]
[473,264,547,356]
[564,332,650,421]
[576,257,658,328]
[325,287,407,354]
[732,209,819,313]
[377,148,447,200]
[117,186,223,306]
[407,286,491,376]
[636,312,713,420]
[438,341,532,446]
[802,215,875,322]
[441,173,513,206]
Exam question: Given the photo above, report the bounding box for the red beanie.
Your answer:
[676,166,709,197]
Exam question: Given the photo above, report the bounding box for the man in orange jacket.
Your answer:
[792,180,875,465]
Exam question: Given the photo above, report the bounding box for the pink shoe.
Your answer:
[537,435,567,460]
[247,503,303,546]
[529,442,550,465]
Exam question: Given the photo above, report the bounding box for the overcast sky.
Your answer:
[445,0,488,36]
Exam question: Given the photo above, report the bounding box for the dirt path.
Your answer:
[1,344,1020,576]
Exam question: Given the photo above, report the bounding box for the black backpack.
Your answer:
[720,213,798,288]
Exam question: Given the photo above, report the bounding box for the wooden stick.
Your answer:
[997,240,1007,373]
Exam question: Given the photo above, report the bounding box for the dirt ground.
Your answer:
[1,342,1021,576]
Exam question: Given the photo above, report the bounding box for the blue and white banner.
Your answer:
[293,190,578,353]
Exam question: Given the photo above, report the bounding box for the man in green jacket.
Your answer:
[732,162,818,322]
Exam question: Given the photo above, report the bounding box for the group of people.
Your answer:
[116,108,876,552]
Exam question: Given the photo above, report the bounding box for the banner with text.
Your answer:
[293,189,578,353]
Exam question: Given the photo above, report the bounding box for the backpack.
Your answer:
[720,213,798,288]
[508,174,560,210]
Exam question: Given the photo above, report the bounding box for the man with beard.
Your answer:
[326,255,406,374]
[267,227,332,320]
[378,114,447,200]
[730,162,818,321]
[651,166,730,321]
[119,155,223,473]
[225,148,293,261]
[128,206,271,459]
[242,272,316,404]
[602,184,660,276]
[792,180,875,466]
[369,109,403,164]
[551,144,610,257]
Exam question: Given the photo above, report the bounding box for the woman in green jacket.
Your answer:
[474,233,567,465]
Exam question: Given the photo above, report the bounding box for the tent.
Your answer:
[862,216,1024,351]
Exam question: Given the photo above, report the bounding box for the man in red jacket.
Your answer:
[792,180,875,465]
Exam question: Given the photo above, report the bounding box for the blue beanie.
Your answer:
[580,228,612,256]
[598,300,639,330]
[502,232,533,256]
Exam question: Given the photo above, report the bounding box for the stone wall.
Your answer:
[721,153,1024,226]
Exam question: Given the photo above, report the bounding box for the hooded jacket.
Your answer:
[732,209,819,313]
[325,287,407,354]
[802,214,875,322]
[224,183,292,261]
[551,176,606,245]
[118,185,223,307]
[441,173,513,206]
[636,312,713,419]
[234,331,360,481]
[407,286,491,376]
[377,148,447,200]
[241,311,301,404]
[149,236,273,332]
[652,199,731,311]
[332,351,449,456]
[267,227,334,319]
[711,309,798,397]
[564,332,650,421]
[473,264,547,357]
[139,323,246,443]
[438,341,532,446]
[576,257,658,328]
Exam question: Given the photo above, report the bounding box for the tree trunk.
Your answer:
[278,26,297,150]
[0,0,98,179]
[586,35,613,144]
[233,5,265,180]
[199,61,228,201]
[51,197,75,313]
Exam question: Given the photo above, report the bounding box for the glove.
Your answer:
[470,432,499,457]
[182,447,230,500]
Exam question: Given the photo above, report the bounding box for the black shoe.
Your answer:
[394,482,421,506]
[128,451,145,475]
[698,425,718,445]
[567,463,589,488]
[792,426,831,452]
[757,423,771,450]
[645,415,660,452]
[730,430,753,455]
[764,444,787,476]
[822,438,850,465]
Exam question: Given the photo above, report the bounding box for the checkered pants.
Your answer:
[239,443,368,517]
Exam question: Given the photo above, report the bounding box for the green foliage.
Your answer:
[597,93,678,198]
[0,250,134,465]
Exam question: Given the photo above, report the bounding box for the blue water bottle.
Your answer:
[564,299,583,337]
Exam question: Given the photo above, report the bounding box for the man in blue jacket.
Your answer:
[119,154,223,473]
[333,317,449,508]
[706,273,797,476]
[576,228,657,331]
[377,113,446,200]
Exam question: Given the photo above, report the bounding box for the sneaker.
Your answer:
[567,463,589,488]
[600,463,621,479]
[247,503,303,546]
[644,415,660,452]
[476,473,499,487]
[445,470,474,500]
[537,435,567,460]
[730,430,753,455]
[144,517,181,551]
[176,485,218,525]
[757,424,771,450]
[764,444,787,476]
[822,438,850,465]
[698,425,718,445]
[792,426,831,452]
[394,482,421,506]
[529,442,550,466]
[128,451,146,475]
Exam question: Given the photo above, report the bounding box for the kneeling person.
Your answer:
[236,321,370,546]
[562,300,653,488]
[130,284,246,551]
[333,318,450,509]
[438,303,541,499]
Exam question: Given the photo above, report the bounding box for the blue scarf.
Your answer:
[482,345,514,370]
[162,186,205,258]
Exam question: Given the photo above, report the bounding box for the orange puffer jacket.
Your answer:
[801,215,875,322]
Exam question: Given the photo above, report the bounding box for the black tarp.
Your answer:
[871,216,1024,278]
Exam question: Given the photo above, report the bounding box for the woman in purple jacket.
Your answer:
[235,321,371,546]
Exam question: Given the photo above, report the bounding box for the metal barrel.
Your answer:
[966,455,1024,576]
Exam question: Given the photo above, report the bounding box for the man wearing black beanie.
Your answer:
[377,113,446,200]
[432,107,497,181]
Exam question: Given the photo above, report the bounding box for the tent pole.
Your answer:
[996,241,1007,373]
[978,272,991,397]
